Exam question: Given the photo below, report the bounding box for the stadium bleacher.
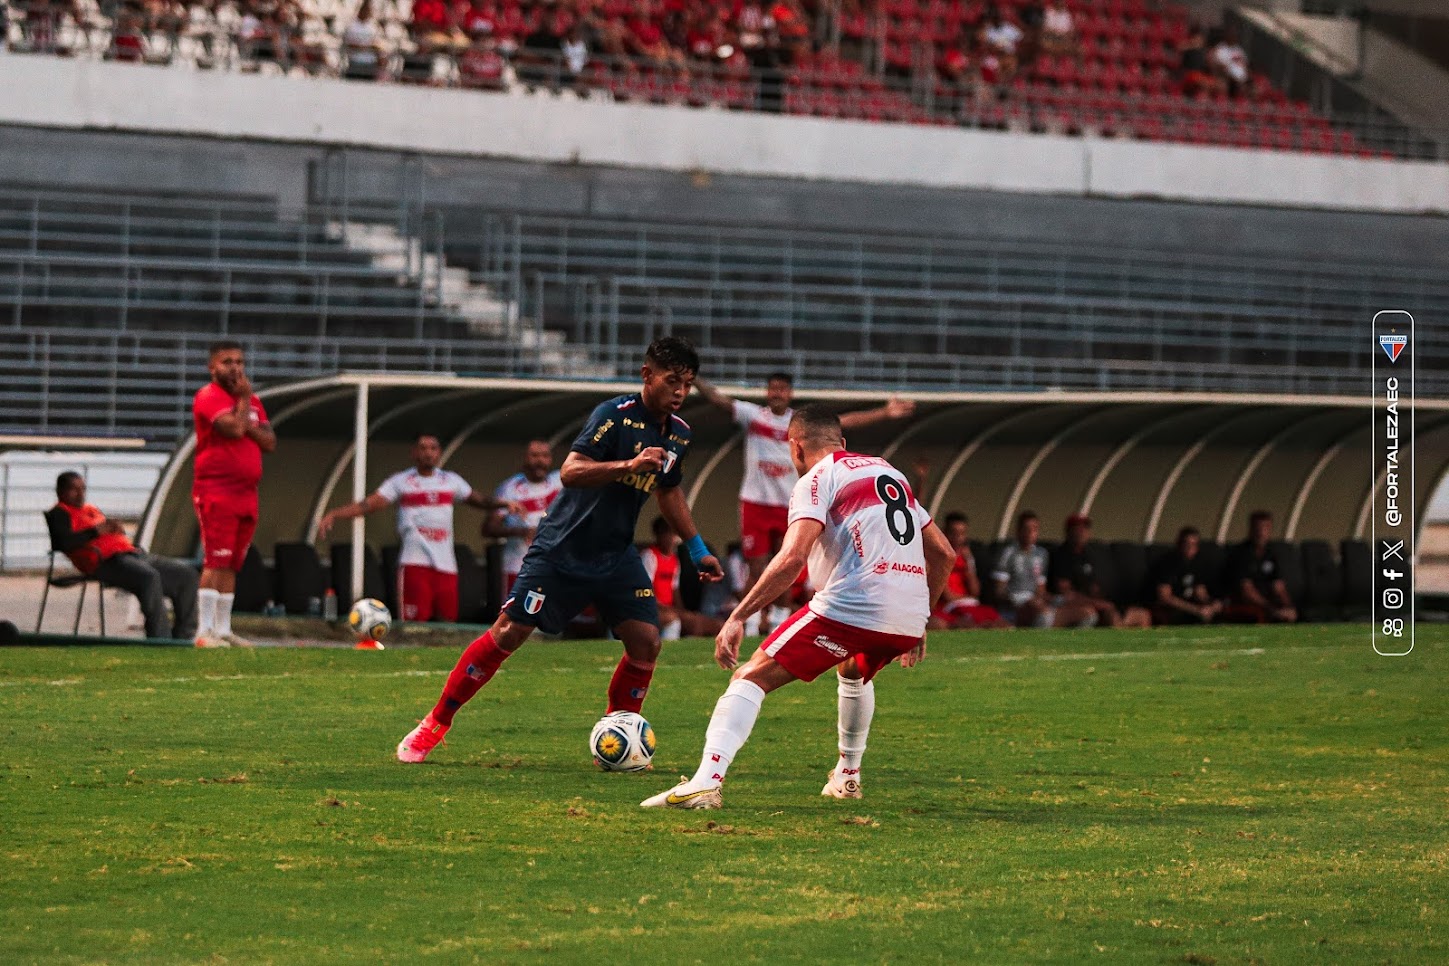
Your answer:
[0,0,1423,157]
[0,186,466,337]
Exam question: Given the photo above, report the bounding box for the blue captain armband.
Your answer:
[684,534,710,565]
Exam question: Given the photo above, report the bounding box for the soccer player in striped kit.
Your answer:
[643,406,954,810]
[317,433,519,623]
[692,373,915,634]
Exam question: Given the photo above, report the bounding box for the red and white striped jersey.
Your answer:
[732,399,795,507]
[788,451,934,636]
[376,468,473,573]
[493,470,563,575]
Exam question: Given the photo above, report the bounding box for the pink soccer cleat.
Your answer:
[396,713,449,763]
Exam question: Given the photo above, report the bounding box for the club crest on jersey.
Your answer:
[662,450,678,474]
[1380,334,1406,363]
[524,590,546,615]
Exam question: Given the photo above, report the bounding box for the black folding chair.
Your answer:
[36,550,107,636]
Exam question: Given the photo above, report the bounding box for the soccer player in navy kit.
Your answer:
[398,337,724,763]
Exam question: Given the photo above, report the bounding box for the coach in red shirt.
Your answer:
[191,340,276,647]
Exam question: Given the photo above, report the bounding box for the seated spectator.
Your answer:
[342,0,385,79]
[1223,510,1298,624]
[46,472,198,641]
[1177,21,1221,98]
[459,37,506,86]
[1039,0,1074,57]
[460,0,496,41]
[641,517,724,640]
[1209,25,1248,98]
[1152,526,1224,625]
[412,0,465,51]
[929,512,1007,630]
[992,511,1096,629]
[1051,513,1151,628]
[979,6,1022,83]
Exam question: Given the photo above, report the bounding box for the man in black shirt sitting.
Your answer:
[1223,511,1298,624]
[1152,526,1224,625]
[1050,513,1151,628]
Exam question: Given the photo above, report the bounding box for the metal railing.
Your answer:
[465,212,1449,321]
[0,185,455,336]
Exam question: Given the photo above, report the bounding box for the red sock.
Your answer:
[431,632,512,726]
[606,655,655,714]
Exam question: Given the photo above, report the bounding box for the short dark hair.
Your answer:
[1177,526,1200,544]
[1249,510,1273,527]
[644,336,699,375]
[651,515,672,536]
[766,372,794,386]
[55,471,82,495]
[1017,511,1039,527]
[208,339,243,358]
[414,432,441,445]
[944,511,969,527]
[787,405,842,449]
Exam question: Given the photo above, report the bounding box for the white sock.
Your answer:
[660,618,682,641]
[216,593,235,636]
[766,604,792,628]
[836,673,875,776]
[197,588,219,636]
[743,613,761,636]
[691,679,766,786]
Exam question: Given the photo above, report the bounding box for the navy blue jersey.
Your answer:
[528,393,691,572]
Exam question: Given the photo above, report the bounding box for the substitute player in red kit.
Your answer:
[396,337,724,764]
[693,373,914,634]
[316,433,521,623]
[643,406,955,810]
[192,340,275,648]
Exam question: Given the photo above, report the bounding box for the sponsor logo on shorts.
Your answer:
[524,590,546,615]
[214,548,233,558]
[814,635,849,658]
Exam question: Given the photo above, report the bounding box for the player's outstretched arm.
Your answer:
[463,490,523,515]
[316,492,390,539]
[838,396,916,431]
[655,485,723,583]
[691,377,736,414]
[560,448,664,488]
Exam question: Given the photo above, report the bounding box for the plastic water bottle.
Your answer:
[307,596,322,618]
[322,588,338,623]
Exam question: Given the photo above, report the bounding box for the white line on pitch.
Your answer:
[0,643,1324,691]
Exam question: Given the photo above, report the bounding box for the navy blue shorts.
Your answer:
[503,549,658,635]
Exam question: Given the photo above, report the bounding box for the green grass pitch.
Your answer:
[2,625,1444,964]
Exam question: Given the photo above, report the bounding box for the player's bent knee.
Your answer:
[491,614,533,651]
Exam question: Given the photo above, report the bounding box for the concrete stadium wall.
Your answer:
[1,55,1446,216]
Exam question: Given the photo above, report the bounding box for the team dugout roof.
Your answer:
[139,374,1449,601]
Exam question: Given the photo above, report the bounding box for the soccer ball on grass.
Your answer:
[348,598,392,644]
[590,711,656,772]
